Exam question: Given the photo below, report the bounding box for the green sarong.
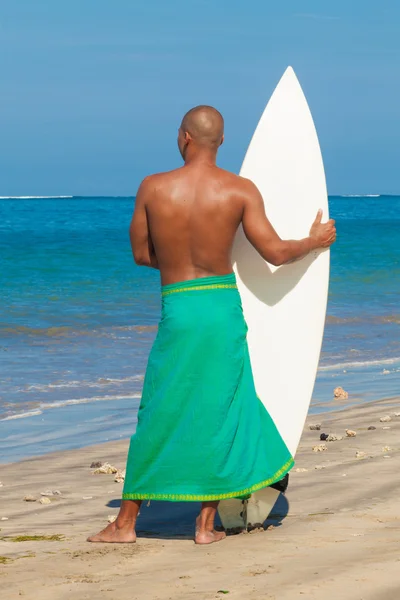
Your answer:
[122,273,294,502]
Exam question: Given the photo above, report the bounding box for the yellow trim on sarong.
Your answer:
[122,456,294,501]
[162,283,238,297]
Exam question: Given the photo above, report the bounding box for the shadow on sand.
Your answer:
[106,493,289,540]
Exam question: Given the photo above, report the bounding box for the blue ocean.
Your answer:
[1,196,399,462]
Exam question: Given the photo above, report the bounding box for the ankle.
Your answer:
[115,518,136,529]
[196,517,213,533]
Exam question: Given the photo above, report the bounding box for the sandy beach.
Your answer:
[0,396,399,600]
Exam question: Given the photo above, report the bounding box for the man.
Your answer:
[88,106,336,545]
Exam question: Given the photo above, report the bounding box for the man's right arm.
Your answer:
[241,180,336,266]
[129,177,159,269]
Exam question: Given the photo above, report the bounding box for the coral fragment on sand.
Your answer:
[312,444,327,452]
[93,463,118,475]
[346,430,357,437]
[333,386,348,399]
[327,434,343,442]
[380,416,391,423]
[114,469,126,483]
[355,451,367,459]
[309,424,321,431]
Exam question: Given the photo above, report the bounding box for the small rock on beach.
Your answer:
[90,461,103,469]
[368,426,376,430]
[295,468,308,473]
[333,386,349,400]
[23,495,37,502]
[355,451,367,459]
[309,424,322,431]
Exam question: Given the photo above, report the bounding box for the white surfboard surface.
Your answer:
[219,66,329,530]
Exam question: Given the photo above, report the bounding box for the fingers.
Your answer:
[313,209,323,224]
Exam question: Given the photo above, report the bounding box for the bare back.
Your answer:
[141,165,250,285]
[129,105,336,285]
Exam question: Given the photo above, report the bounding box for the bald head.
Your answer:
[180,105,224,149]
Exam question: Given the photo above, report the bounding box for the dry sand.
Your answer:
[1,396,400,600]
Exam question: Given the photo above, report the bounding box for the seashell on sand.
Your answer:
[39,497,51,505]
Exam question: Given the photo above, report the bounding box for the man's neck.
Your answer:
[184,145,217,167]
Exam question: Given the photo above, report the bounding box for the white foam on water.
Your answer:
[1,410,44,421]
[0,393,141,421]
[25,374,144,392]
[319,356,400,372]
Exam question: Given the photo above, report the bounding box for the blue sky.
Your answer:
[1,0,399,195]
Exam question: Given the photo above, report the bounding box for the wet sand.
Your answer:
[1,396,400,600]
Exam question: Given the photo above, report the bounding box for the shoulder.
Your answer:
[216,168,261,196]
[137,168,182,194]
[237,176,262,196]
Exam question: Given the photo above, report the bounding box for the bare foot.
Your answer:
[195,529,226,545]
[87,521,136,543]
[195,516,226,545]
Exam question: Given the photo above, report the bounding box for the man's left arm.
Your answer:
[129,177,159,269]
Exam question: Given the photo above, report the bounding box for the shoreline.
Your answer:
[1,395,400,599]
[1,392,399,467]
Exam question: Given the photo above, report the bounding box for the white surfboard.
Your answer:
[219,66,329,530]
